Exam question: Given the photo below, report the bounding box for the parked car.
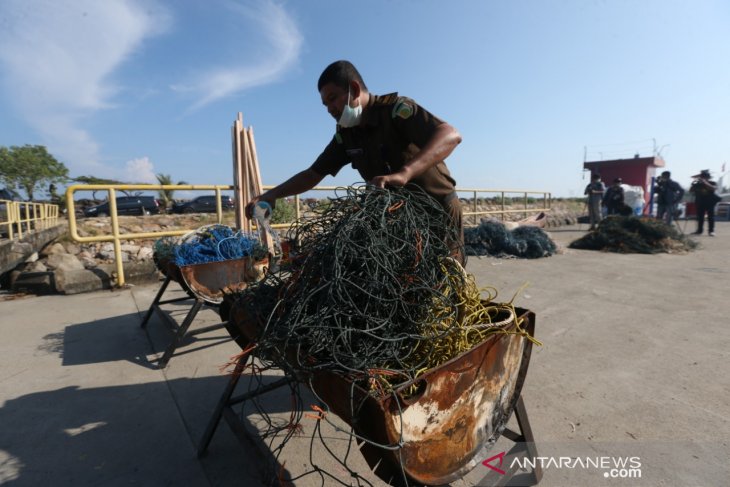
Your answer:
[716,193,730,221]
[684,193,729,221]
[1,188,24,236]
[0,187,23,202]
[84,196,160,217]
[1,187,22,217]
[172,195,235,214]
[1,188,22,214]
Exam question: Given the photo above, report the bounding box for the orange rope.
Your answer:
[218,342,257,375]
[414,230,422,267]
[303,404,328,421]
[387,200,405,212]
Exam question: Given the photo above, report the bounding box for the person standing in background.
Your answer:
[603,177,625,216]
[653,171,685,225]
[584,173,605,230]
[689,169,720,236]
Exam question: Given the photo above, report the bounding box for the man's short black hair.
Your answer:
[661,170,671,178]
[317,60,368,92]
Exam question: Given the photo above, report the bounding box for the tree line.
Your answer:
[0,144,186,207]
[0,144,300,221]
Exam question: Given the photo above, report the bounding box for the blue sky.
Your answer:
[1,0,729,198]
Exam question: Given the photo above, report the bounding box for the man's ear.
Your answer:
[349,80,362,99]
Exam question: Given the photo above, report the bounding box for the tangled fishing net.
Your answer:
[222,185,540,486]
[464,219,557,258]
[569,216,697,253]
[151,224,267,272]
[229,185,536,391]
[152,236,179,274]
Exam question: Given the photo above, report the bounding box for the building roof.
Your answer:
[583,156,665,169]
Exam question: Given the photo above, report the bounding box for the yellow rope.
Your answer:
[369,258,541,394]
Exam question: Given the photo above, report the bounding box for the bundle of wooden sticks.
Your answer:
[231,112,273,254]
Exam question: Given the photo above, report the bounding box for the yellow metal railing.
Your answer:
[66,184,236,286]
[66,184,552,287]
[0,199,60,239]
[270,187,552,229]
[270,185,342,229]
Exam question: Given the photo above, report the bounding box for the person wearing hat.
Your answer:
[602,177,625,216]
[653,170,685,225]
[689,169,720,236]
[584,173,606,230]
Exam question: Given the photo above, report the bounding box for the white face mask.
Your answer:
[338,90,362,128]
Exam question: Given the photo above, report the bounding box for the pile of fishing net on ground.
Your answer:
[229,185,533,392]
[152,225,266,273]
[464,219,557,258]
[569,216,697,253]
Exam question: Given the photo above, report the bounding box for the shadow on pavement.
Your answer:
[0,373,300,486]
[38,312,156,369]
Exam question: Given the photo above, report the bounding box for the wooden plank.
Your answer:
[244,127,274,255]
[246,126,263,196]
[232,115,246,231]
[240,126,251,233]
[231,123,240,229]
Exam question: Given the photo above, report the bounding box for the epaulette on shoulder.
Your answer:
[374,92,399,105]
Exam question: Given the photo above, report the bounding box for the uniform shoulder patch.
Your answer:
[392,99,415,120]
[334,133,343,144]
[374,92,399,105]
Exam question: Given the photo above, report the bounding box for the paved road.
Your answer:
[1,223,728,486]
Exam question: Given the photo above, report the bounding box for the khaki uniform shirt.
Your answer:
[310,93,457,205]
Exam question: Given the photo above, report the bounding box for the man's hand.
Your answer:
[245,195,276,219]
[370,170,410,189]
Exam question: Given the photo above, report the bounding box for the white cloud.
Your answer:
[0,0,303,180]
[0,0,170,174]
[123,157,157,184]
[172,0,303,110]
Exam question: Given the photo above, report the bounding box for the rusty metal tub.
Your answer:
[309,308,535,485]
[154,255,268,303]
[226,302,536,485]
[177,257,269,304]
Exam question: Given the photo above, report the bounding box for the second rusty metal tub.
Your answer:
[178,257,269,304]
[143,254,268,367]
[226,301,536,485]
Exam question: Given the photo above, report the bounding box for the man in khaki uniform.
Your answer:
[247,60,464,260]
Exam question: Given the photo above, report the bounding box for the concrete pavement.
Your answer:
[1,222,728,486]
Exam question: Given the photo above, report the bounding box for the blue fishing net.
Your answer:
[163,225,265,266]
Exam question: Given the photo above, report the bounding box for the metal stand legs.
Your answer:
[478,395,542,487]
[196,353,542,486]
[141,275,226,368]
[197,355,292,457]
